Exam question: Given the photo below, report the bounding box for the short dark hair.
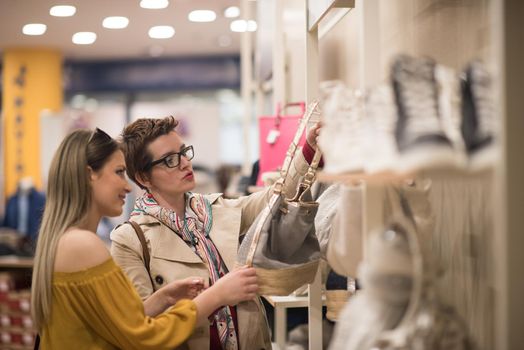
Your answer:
[121,116,179,189]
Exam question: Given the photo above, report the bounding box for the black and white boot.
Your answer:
[392,55,462,173]
[461,60,496,170]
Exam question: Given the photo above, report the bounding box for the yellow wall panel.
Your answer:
[2,48,62,197]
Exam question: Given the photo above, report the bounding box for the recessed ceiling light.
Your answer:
[50,5,76,17]
[22,23,47,36]
[188,10,216,23]
[140,0,169,9]
[230,20,257,33]
[72,32,97,45]
[224,6,240,18]
[148,26,175,39]
[103,16,129,29]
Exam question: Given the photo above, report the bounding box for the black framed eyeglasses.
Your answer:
[147,145,194,169]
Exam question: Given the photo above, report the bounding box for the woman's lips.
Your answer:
[183,172,194,180]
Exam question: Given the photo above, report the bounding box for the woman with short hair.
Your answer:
[111,115,321,350]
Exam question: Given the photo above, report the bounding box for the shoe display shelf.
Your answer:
[317,166,494,185]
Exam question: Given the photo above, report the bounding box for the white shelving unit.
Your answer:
[304,2,358,349]
[242,0,524,349]
[263,294,327,350]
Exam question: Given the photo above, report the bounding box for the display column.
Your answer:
[2,48,62,197]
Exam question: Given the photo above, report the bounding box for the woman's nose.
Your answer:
[179,154,191,169]
[124,180,132,193]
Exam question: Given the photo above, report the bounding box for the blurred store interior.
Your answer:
[0,1,523,349]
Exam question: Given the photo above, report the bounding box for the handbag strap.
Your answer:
[274,100,321,195]
[127,221,156,291]
[274,102,306,128]
[245,193,281,267]
[34,334,40,350]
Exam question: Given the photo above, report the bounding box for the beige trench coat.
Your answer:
[110,153,310,350]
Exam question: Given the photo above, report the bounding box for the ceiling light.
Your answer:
[188,10,216,23]
[22,23,47,36]
[230,20,257,33]
[103,16,129,29]
[50,5,76,17]
[72,32,97,45]
[140,0,169,9]
[224,6,240,18]
[148,26,175,39]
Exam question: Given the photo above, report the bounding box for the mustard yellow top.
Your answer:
[41,258,197,350]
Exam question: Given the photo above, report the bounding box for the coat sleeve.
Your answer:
[220,150,311,236]
[110,224,155,299]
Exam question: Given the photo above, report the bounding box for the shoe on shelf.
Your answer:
[391,55,463,173]
[362,85,400,174]
[319,81,366,174]
[435,64,468,160]
[461,60,497,170]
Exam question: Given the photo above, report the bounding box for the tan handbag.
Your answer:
[236,102,322,296]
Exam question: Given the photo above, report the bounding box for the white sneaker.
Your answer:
[362,85,400,174]
[319,81,366,174]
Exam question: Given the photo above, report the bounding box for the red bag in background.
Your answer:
[257,102,306,186]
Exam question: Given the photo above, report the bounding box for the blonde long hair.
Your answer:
[31,128,118,331]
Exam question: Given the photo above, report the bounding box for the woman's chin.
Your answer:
[106,207,123,218]
[180,180,196,193]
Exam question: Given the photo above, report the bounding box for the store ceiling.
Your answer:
[0,0,243,61]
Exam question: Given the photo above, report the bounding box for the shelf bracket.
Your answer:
[308,0,355,31]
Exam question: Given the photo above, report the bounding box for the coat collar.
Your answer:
[204,192,223,204]
[131,199,241,271]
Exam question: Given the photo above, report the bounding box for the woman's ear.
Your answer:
[135,172,151,190]
[87,166,97,182]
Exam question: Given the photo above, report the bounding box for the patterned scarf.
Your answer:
[133,192,238,350]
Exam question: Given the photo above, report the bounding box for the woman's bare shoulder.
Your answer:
[54,229,111,272]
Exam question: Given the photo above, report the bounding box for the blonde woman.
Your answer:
[111,116,321,350]
[31,128,258,349]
